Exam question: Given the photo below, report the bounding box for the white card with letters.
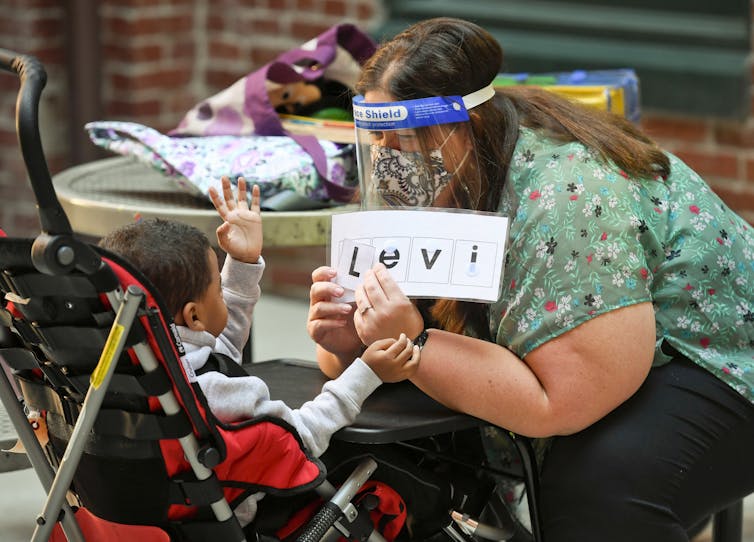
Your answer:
[331,209,509,302]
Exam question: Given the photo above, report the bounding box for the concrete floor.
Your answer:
[1,293,753,541]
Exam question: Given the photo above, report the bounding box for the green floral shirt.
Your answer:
[490,126,754,403]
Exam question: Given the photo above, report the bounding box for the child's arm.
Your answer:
[207,176,263,362]
[198,358,382,457]
[198,336,419,456]
[275,336,419,454]
[209,176,263,264]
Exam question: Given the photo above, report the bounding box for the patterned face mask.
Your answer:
[369,145,452,207]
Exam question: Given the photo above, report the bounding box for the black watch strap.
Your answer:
[413,329,429,350]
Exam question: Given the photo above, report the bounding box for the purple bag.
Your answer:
[171,24,376,203]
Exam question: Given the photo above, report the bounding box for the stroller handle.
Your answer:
[0,48,73,236]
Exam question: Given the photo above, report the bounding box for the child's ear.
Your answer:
[180,301,206,332]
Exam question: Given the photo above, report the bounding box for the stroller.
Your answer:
[0,49,543,542]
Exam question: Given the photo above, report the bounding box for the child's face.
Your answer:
[196,249,228,337]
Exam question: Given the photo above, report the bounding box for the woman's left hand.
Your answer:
[354,263,424,345]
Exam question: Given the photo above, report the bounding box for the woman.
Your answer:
[307,17,754,541]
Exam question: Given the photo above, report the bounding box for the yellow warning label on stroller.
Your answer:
[91,323,125,389]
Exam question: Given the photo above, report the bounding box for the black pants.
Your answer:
[539,357,754,542]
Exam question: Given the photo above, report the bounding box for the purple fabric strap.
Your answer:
[291,134,354,201]
[242,24,374,202]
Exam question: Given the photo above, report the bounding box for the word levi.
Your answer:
[331,210,509,302]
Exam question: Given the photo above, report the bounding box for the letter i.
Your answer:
[467,245,479,277]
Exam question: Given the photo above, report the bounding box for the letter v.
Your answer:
[421,248,441,269]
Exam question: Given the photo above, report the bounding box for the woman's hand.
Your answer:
[354,263,424,345]
[307,266,364,365]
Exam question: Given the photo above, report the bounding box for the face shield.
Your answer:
[353,85,495,210]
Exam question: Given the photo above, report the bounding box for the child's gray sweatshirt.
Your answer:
[176,256,381,526]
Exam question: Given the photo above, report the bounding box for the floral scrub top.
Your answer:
[491,126,754,404]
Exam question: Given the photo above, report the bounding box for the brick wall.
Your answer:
[0,0,68,235]
[0,0,381,295]
[0,0,381,230]
[1,1,753,295]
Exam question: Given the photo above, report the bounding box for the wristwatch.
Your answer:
[413,329,429,351]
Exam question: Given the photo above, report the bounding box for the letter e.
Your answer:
[379,248,400,269]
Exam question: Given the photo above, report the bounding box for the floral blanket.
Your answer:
[86,121,355,205]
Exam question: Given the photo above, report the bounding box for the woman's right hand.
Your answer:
[307,266,364,365]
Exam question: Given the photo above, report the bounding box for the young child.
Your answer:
[99,176,421,528]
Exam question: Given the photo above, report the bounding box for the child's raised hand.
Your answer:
[209,176,263,264]
[360,333,420,383]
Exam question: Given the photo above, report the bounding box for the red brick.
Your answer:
[104,44,163,63]
[12,0,59,6]
[714,121,754,148]
[673,148,739,180]
[0,18,18,37]
[108,14,193,36]
[165,94,200,116]
[0,76,22,92]
[250,48,283,66]
[168,41,196,60]
[209,41,242,61]
[0,131,19,146]
[290,23,333,41]
[323,0,347,16]
[356,2,375,19]
[207,70,241,89]
[29,17,64,36]
[251,18,282,35]
[207,14,226,32]
[104,0,162,6]
[27,46,67,65]
[107,99,163,117]
[640,114,709,144]
[110,68,191,91]
[46,155,71,176]
[745,159,754,182]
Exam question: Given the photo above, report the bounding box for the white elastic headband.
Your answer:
[462,84,496,110]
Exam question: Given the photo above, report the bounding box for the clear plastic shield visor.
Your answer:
[353,94,482,210]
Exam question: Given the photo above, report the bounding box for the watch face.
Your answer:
[415,329,429,350]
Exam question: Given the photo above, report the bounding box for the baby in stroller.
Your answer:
[98,175,422,536]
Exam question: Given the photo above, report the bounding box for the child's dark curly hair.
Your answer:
[99,218,213,317]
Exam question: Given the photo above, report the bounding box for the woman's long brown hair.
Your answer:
[357,17,670,336]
